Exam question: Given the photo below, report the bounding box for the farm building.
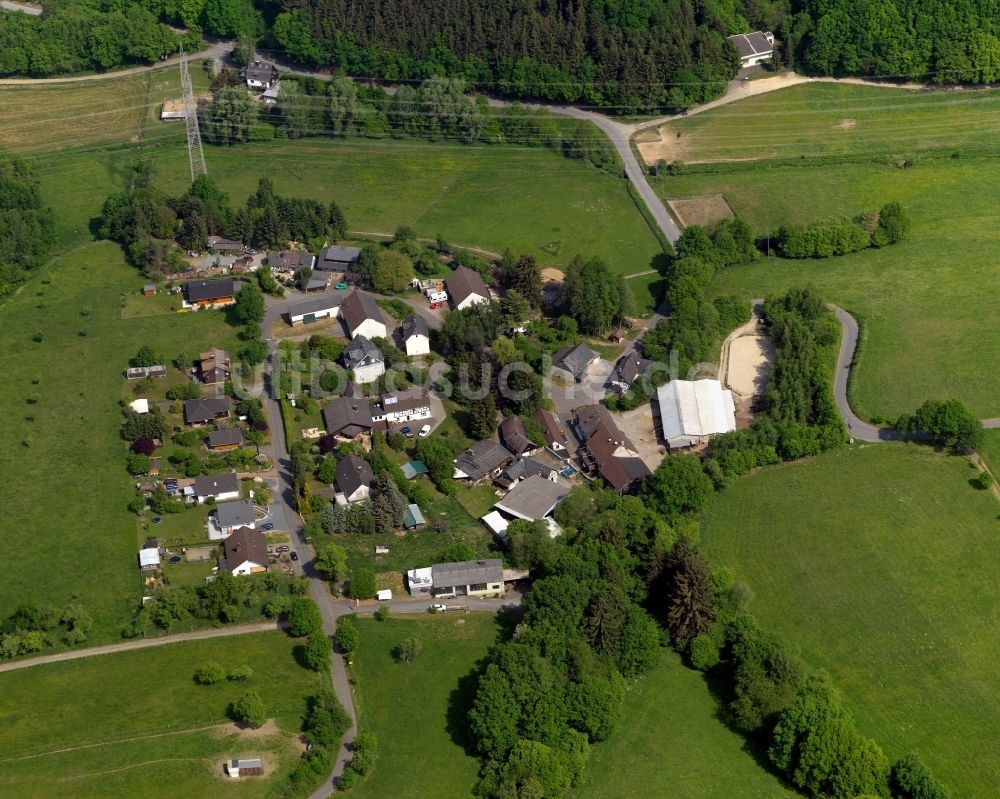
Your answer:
[656,379,736,449]
[315,245,362,272]
[226,758,263,778]
[403,503,427,530]
[286,293,346,326]
[340,290,387,340]
[727,31,775,66]
[373,387,431,425]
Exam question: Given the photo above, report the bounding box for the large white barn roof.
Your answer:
[657,379,736,442]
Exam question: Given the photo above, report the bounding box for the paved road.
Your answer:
[0,621,281,674]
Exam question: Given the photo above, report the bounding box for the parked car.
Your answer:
[400,426,412,436]
[276,545,289,553]
[335,282,348,290]
[429,603,448,612]
[289,551,299,561]
[418,424,432,438]
[260,523,274,531]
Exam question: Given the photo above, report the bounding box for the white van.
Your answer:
[375,589,392,601]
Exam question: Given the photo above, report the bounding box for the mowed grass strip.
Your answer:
[575,651,798,799]
[0,241,241,638]
[700,444,1000,798]
[664,82,1000,162]
[0,630,324,798]
[663,157,1000,419]
[348,613,502,799]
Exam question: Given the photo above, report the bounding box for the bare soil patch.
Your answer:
[725,334,775,400]
[214,718,282,740]
[635,124,690,166]
[615,402,667,471]
[838,118,858,130]
[666,195,735,230]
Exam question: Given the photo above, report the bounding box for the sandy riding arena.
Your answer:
[725,334,775,400]
[666,195,734,229]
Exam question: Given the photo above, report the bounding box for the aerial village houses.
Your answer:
[221,527,268,575]
[206,236,243,253]
[199,348,231,385]
[340,290,387,340]
[334,454,374,505]
[575,404,651,494]
[372,387,432,426]
[342,336,385,384]
[656,378,737,449]
[244,60,278,90]
[190,472,241,503]
[494,473,570,523]
[400,314,430,357]
[267,250,315,274]
[727,31,775,66]
[494,454,557,490]
[454,440,515,483]
[552,342,600,384]
[182,279,238,310]
[183,396,231,426]
[207,428,243,451]
[407,558,505,598]
[445,265,491,310]
[608,353,654,396]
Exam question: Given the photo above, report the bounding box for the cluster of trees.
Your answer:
[782,0,1000,85]
[896,398,983,452]
[122,570,296,636]
[0,5,189,76]
[468,484,669,797]
[774,203,910,259]
[642,222,754,381]
[658,534,950,799]
[563,256,632,336]
[271,0,743,112]
[704,287,845,480]
[285,691,352,792]
[99,172,347,279]
[339,731,378,790]
[0,600,93,657]
[194,659,253,684]
[0,152,53,299]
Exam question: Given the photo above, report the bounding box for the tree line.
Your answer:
[773,202,910,259]
[205,74,620,173]
[0,152,52,299]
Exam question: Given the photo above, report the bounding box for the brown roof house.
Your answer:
[183,396,231,426]
[207,427,243,451]
[221,527,268,576]
[340,290,387,340]
[575,404,650,494]
[445,266,490,310]
[322,394,375,440]
[534,409,569,455]
[498,415,536,457]
[199,348,231,385]
[182,279,238,309]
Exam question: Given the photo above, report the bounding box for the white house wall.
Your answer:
[350,319,388,340]
[405,335,430,356]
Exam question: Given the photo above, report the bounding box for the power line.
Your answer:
[180,49,206,182]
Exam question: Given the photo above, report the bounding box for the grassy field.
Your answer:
[0,631,325,798]
[700,444,1000,797]
[661,82,1000,163]
[979,429,1000,474]
[658,148,1000,419]
[347,613,502,799]
[575,651,798,799]
[0,241,241,639]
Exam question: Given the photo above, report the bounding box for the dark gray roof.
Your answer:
[336,454,373,496]
[380,387,429,414]
[340,290,385,334]
[316,245,362,271]
[207,236,243,252]
[727,31,774,59]
[499,415,534,455]
[400,314,429,340]
[454,440,514,481]
[496,456,554,487]
[193,471,240,497]
[216,499,255,528]
[183,279,238,303]
[306,275,329,291]
[495,474,571,520]
[611,354,653,391]
[183,396,231,424]
[207,428,243,448]
[445,266,490,305]
[322,396,374,436]
[432,558,503,588]
[287,291,347,318]
[553,343,599,379]
[245,60,276,83]
[268,250,314,271]
[343,335,383,370]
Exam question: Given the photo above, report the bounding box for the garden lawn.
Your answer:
[700,443,1000,798]
[660,157,1000,419]
[0,630,325,798]
[347,613,502,799]
[575,651,798,799]
[663,82,1000,163]
[0,241,241,640]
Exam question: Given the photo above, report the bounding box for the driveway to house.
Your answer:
[0,621,282,674]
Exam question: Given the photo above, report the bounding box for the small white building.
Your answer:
[727,31,775,67]
[400,314,430,357]
[192,472,241,504]
[342,336,385,385]
[656,379,737,449]
[212,499,256,540]
[138,548,160,570]
[445,266,491,310]
[287,293,344,326]
[221,527,269,576]
[129,398,150,415]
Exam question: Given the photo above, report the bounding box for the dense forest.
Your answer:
[0,153,52,299]
[5,1,1000,100]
